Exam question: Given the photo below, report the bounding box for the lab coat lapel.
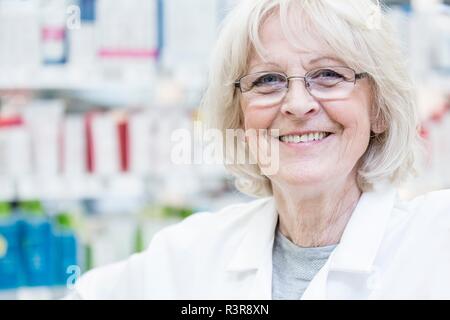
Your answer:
[225,183,397,300]
[302,183,398,299]
[226,197,278,299]
[329,183,397,272]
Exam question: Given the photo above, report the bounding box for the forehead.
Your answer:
[248,12,341,70]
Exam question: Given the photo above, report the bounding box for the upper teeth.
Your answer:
[280,132,329,143]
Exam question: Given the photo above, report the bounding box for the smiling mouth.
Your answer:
[278,132,332,143]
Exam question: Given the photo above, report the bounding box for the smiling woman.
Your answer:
[68,0,450,300]
[202,0,420,198]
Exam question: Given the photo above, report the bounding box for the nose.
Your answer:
[280,78,321,119]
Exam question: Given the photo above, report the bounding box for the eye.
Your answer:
[310,69,345,80]
[253,73,286,87]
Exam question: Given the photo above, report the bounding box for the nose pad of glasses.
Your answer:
[304,81,311,89]
[284,78,316,103]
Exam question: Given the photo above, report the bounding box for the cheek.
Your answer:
[325,105,371,133]
[323,103,372,158]
[241,102,279,130]
[323,82,373,133]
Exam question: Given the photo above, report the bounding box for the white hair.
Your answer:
[200,0,423,197]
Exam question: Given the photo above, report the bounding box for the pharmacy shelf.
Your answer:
[0,66,156,91]
[0,174,149,201]
[0,79,154,91]
[0,171,230,203]
[0,82,153,91]
[0,286,69,300]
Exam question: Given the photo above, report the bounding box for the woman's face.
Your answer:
[240,14,374,190]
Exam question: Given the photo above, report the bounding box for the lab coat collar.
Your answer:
[226,197,278,271]
[329,182,397,273]
[226,182,397,274]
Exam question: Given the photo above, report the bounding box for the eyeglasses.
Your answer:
[235,66,368,103]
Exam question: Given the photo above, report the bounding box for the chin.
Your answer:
[270,164,332,188]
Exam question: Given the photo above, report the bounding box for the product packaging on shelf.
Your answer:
[40,0,69,65]
[0,203,24,290]
[0,201,79,292]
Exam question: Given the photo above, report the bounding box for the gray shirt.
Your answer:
[272,229,337,300]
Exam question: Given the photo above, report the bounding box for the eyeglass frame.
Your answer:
[234,66,369,99]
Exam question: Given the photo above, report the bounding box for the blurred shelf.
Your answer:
[0,82,153,91]
[0,174,149,201]
[0,286,68,300]
[0,66,156,91]
[0,171,230,203]
[0,79,154,91]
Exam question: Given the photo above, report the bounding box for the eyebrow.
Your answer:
[307,56,343,65]
[247,62,283,72]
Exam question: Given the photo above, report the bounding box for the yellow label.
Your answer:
[0,235,8,258]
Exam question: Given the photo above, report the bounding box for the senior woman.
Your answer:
[70,0,450,299]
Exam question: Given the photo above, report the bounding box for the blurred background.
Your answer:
[0,0,448,299]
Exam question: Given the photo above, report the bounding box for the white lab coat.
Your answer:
[71,184,450,299]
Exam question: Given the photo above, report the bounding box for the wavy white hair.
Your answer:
[200,0,422,197]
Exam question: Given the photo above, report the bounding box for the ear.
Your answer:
[370,105,388,134]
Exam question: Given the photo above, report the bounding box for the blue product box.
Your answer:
[53,230,78,286]
[21,217,55,287]
[0,218,24,290]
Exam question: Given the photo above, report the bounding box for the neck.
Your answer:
[272,176,361,247]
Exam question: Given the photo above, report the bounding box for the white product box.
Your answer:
[63,115,86,176]
[23,100,65,176]
[90,112,120,176]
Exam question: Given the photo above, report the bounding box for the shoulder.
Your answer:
[390,189,450,283]
[396,189,450,216]
[145,196,273,264]
[393,188,450,232]
[155,196,273,249]
[71,196,273,299]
